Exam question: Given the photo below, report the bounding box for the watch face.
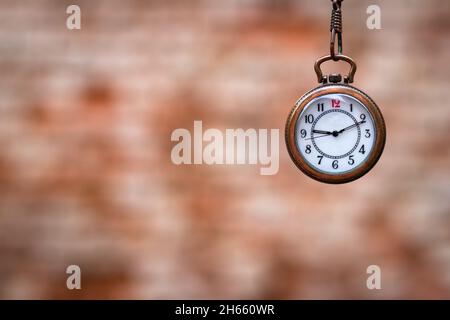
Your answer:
[296,93,375,174]
[285,84,386,184]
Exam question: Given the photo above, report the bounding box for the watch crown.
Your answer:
[328,74,342,83]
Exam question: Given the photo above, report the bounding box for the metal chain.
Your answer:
[330,0,343,60]
[315,0,357,84]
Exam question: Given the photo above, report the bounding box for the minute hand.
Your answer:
[338,120,366,134]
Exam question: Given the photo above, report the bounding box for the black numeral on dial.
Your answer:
[332,160,339,169]
[348,155,355,165]
[359,144,366,155]
[317,155,323,165]
[365,129,371,138]
[305,145,312,154]
[300,129,307,138]
[317,103,324,112]
[305,114,314,124]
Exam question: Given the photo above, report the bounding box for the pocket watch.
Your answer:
[285,0,386,184]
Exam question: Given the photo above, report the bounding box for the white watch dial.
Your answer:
[295,93,376,174]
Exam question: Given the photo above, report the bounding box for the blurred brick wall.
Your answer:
[0,0,449,299]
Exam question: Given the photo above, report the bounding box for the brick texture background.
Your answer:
[0,0,449,299]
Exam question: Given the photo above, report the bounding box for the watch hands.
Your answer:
[304,120,366,140]
[337,120,366,133]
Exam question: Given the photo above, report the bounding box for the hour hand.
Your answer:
[312,129,332,135]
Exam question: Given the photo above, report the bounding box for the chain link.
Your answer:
[330,0,343,59]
